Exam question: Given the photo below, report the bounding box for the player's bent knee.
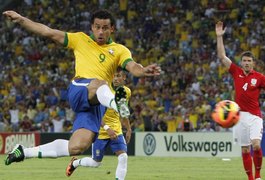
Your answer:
[68,147,82,155]
[68,144,87,155]
[68,129,94,155]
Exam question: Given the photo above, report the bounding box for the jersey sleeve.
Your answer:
[119,45,134,70]
[127,88,131,100]
[260,74,265,88]
[228,63,237,75]
[125,86,131,101]
[63,32,81,49]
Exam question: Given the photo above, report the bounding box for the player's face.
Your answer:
[241,56,254,73]
[113,71,125,87]
[91,18,114,45]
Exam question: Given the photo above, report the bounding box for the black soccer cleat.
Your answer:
[115,86,130,118]
[5,144,25,165]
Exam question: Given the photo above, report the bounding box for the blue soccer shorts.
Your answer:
[67,78,106,134]
[92,135,127,161]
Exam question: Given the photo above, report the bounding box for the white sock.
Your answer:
[24,139,69,158]
[96,84,117,111]
[116,153,128,180]
[73,157,101,168]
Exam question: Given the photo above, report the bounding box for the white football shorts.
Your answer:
[233,111,263,146]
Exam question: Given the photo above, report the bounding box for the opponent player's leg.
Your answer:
[250,117,263,180]
[252,139,262,180]
[111,135,128,180]
[89,79,130,118]
[4,139,70,165]
[234,112,254,180]
[242,146,254,180]
[66,138,107,177]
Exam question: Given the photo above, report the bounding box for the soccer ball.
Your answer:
[211,100,240,128]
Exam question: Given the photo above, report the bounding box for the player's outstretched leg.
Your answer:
[5,144,25,165]
[115,86,130,118]
[66,157,77,177]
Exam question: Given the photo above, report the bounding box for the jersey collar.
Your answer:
[242,69,254,76]
[111,83,124,91]
[111,83,117,90]
[90,34,113,44]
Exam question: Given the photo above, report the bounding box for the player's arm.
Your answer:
[122,117,132,144]
[3,10,65,44]
[215,21,232,68]
[125,61,161,77]
[101,120,117,140]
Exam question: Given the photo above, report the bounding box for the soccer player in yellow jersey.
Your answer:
[3,9,160,167]
[66,68,131,179]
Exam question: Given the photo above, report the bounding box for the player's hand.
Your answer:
[143,64,161,76]
[3,10,23,23]
[125,129,131,144]
[215,21,226,37]
[106,128,117,140]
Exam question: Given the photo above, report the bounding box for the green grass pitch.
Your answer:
[1,155,263,179]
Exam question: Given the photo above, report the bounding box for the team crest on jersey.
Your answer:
[251,78,257,86]
[108,48,114,56]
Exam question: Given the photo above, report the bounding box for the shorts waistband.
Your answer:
[71,79,90,86]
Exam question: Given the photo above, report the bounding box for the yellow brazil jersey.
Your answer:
[64,32,133,84]
[98,85,131,139]
[167,118,177,132]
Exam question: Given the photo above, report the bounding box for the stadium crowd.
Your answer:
[1,0,265,133]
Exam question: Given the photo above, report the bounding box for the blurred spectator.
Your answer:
[178,113,194,132]
[141,105,153,131]
[33,108,47,129]
[46,89,59,106]
[9,104,19,132]
[19,115,32,132]
[41,119,53,132]
[27,105,37,120]
[130,112,144,132]
[51,115,65,133]
[65,106,75,122]
[63,120,72,132]
[152,113,167,132]
[25,93,37,108]
[164,109,177,132]
[188,108,199,131]
[200,122,215,132]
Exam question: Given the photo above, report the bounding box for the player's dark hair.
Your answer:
[240,51,255,61]
[116,67,123,72]
[90,9,115,27]
[116,67,127,76]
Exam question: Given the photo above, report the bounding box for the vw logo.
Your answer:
[143,133,156,155]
